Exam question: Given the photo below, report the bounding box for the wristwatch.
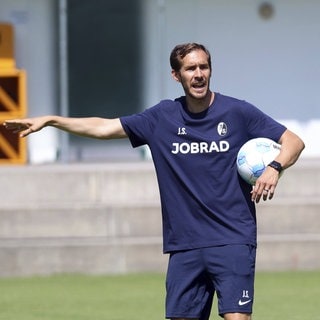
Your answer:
[268,160,283,173]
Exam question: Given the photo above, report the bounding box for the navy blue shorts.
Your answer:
[165,244,256,319]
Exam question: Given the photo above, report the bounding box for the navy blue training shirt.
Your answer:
[120,93,286,253]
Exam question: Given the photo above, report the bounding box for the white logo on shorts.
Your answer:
[238,290,251,306]
[238,299,252,306]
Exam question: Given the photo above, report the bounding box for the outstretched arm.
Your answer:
[3,116,127,139]
[251,129,305,203]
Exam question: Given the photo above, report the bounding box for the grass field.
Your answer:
[0,271,319,320]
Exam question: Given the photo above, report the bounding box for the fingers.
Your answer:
[251,183,275,203]
[19,127,33,138]
[262,187,274,201]
[251,166,280,203]
[3,120,25,130]
[2,120,32,137]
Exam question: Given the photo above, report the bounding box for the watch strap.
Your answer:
[268,160,283,173]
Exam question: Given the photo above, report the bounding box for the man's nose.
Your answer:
[194,68,203,78]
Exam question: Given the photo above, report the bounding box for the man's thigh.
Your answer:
[203,245,256,317]
[165,249,214,320]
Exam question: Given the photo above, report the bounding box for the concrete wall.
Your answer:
[0,159,319,277]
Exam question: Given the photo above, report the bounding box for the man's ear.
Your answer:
[171,69,181,82]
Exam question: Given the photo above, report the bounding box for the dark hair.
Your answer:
[170,43,212,72]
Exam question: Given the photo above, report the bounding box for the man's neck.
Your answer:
[186,91,215,113]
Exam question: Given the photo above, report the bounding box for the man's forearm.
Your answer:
[47,116,127,139]
[277,129,305,170]
[3,116,127,139]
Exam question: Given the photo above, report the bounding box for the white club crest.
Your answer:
[217,122,227,136]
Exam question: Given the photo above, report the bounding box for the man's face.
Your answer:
[172,49,211,101]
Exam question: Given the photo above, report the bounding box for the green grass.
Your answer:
[254,271,320,320]
[0,271,319,320]
[0,273,165,320]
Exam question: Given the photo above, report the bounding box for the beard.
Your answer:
[183,80,211,101]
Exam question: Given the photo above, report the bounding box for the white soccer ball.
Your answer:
[237,137,281,185]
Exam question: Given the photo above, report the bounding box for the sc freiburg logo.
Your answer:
[217,122,227,136]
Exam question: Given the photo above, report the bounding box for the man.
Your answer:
[3,43,304,320]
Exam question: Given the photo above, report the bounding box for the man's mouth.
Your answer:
[192,82,206,89]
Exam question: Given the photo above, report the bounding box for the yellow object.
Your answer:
[0,23,15,69]
[0,23,27,164]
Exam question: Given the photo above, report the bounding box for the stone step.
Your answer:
[256,236,320,271]
[275,159,320,198]
[0,204,162,238]
[0,162,160,206]
[0,234,319,277]
[0,159,318,207]
[0,238,167,277]
[257,198,320,234]
[0,198,318,239]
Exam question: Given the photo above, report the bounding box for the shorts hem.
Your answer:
[166,314,199,319]
[219,309,252,317]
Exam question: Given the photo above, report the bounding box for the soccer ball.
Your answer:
[237,137,281,185]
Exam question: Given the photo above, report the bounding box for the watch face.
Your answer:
[269,161,282,172]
